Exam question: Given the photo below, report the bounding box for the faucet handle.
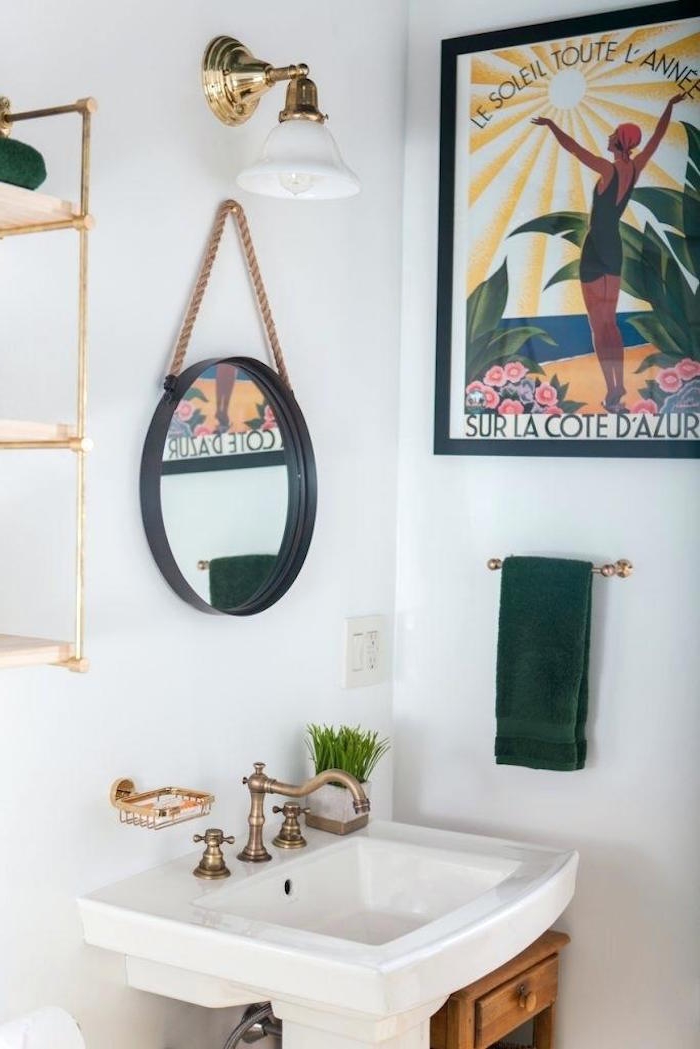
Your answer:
[193,828,235,846]
[272,802,307,850]
[192,828,235,879]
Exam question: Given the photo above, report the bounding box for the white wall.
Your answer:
[0,3,406,1046]
[394,3,700,1049]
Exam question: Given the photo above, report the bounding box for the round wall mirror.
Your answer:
[140,357,316,615]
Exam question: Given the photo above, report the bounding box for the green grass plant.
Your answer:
[305,723,390,784]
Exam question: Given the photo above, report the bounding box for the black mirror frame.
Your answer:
[140,356,317,616]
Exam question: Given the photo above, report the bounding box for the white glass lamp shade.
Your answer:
[236,119,360,200]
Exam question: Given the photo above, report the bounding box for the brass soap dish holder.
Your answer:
[110,777,214,830]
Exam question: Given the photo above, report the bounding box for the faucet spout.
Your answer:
[271,769,371,814]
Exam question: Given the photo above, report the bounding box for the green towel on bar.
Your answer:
[0,137,47,190]
[209,554,276,610]
[495,556,592,771]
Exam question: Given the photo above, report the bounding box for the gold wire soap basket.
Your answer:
[110,777,214,830]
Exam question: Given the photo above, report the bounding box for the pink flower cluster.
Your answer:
[261,404,277,431]
[630,358,700,414]
[175,401,194,422]
[466,380,500,410]
[657,358,700,391]
[175,400,213,435]
[483,361,528,386]
[467,361,561,416]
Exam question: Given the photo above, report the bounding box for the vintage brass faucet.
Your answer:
[238,762,371,862]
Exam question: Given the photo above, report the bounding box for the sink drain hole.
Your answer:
[284,879,292,896]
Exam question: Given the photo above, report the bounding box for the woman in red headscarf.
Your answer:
[532,93,685,412]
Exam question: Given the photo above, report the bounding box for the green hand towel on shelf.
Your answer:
[0,137,47,190]
[495,556,592,771]
[209,554,277,610]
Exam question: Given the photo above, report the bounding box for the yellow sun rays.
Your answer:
[531,44,559,75]
[514,135,560,315]
[468,131,549,290]
[465,17,697,311]
[468,95,545,160]
[469,121,538,205]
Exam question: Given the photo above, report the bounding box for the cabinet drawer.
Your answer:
[474,955,558,1049]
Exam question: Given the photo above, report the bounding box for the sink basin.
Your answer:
[196,834,519,945]
[79,820,577,1049]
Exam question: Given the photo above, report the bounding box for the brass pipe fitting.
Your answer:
[0,97,11,138]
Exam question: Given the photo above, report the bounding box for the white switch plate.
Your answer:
[342,615,388,688]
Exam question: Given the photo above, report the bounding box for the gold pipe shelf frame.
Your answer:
[487,557,633,578]
[0,96,96,672]
[110,778,215,831]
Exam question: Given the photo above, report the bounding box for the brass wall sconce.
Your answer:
[202,36,359,200]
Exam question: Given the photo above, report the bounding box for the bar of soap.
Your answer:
[0,136,47,190]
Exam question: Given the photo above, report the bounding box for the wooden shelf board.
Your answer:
[0,182,79,232]
[0,634,73,669]
[0,419,75,442]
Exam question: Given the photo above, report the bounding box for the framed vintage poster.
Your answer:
[434,0,699,457]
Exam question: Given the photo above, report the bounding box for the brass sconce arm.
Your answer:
[202,37,325,126]
[267,63,309,85]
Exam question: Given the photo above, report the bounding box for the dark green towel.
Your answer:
[209,554,276,610]
[0,137,47,190]
[495,556,592,771]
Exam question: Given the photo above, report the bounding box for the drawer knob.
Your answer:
[518,986,537,1013]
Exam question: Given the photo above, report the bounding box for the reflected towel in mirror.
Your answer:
[209,554,277,609]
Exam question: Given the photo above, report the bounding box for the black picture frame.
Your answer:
[140,357,317,616]
[434,0,699,458]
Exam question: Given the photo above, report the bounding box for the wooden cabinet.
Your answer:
[430,931,569,1049]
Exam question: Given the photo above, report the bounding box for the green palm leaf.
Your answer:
[467,259,508,343]
[544,259,580,290]
[682,122,700,193]
[509,211,588,247]
[626,312,686,360]
[631,188,687,232]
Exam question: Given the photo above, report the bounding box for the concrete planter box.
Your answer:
[305,778,371,835]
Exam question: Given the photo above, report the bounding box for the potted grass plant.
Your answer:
[305,723,390,832]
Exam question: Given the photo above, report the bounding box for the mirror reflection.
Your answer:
[160,363,289,610]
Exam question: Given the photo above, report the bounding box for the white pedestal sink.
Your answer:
[78,820,577,1049]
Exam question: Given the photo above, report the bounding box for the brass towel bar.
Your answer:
[487,557,633,578]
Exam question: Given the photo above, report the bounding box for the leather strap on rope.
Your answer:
[164,200,292,398]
